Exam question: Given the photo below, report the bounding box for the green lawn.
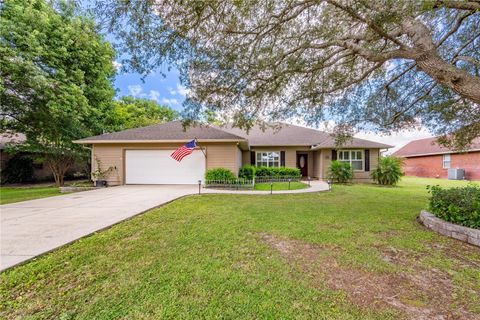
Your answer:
[254,181,308,191]
[1,177,479,319]
[0,186,62,205]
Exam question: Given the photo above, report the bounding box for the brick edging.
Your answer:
[418,210,480,247]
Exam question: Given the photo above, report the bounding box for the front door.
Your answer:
[297,154,308,177]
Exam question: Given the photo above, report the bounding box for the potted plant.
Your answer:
[91,157,115,187]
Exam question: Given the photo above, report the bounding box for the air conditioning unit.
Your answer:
[448,168,465,180]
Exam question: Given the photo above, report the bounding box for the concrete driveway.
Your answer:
[0,185,197,271]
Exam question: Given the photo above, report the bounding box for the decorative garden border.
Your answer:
[59,186,98,193]
[418,210,480,247]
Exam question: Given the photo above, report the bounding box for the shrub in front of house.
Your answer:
[427,185,480,229]
[278,167,301,177]
[205,168,236,181]
[238,165,256,180]
[371,156,404,186]
[253,166,300,178]
[328,160,353,183]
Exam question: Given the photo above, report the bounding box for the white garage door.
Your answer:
[125,150,205,184]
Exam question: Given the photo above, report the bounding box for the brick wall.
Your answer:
[402,151,480,180]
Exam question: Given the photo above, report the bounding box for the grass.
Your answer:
[0,186,62,205]
[1,177,479,319]
[254,181,308,191]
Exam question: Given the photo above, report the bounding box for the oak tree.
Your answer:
[98,0,480,148]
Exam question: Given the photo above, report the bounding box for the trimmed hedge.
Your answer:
[427,185,480,229]
[238,165,256,180]
[253,166,301,177]
[205,168,236,181]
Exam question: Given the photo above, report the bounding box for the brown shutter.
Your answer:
[332,150,337,160]
[280,151,285,167]
[250,151,256,165]
[364,149,370,171]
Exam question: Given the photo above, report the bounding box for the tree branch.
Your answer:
[436,11,476,47]
[434,1,480,10]
[384,63,417,90]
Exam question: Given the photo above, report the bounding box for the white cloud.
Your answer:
[128,85,143,97]
[176,84,189,96]
[169,83,190,96]
[161,98,179,106]
[149,90,160,102]
[355,128,433,154]
[112,60,123,71]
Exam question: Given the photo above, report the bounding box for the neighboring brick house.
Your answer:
[393,137,480,180]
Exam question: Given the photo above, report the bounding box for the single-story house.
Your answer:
[74,121,393,185]
[393,137,480,180]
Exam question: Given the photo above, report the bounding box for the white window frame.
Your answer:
[338,150,364,172]
[256,151,280,167]
[442,154,451,169]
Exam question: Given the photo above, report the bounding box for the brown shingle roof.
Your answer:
[221,123,330,146]
[393,137,480,157]
[75,121,246,143]
[75,120,393,149]
[222,123,393,148]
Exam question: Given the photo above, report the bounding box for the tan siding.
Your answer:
[92,142,239,185]
[235,147,243,174]
[205,143,238,175]
[92,144,123,185]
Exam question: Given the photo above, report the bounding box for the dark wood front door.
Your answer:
[297,154,308,177]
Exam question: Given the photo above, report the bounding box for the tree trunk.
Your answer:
[46,155,75,187]
[415,52,480,104]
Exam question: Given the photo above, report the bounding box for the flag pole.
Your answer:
[195,137,207,158]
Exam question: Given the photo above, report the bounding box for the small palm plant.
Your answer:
[371,156,404,186]
[328,160,353,183]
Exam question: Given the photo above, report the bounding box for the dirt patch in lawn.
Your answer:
[260,233,479,320]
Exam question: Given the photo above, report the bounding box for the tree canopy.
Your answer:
[98,0,480,148]
[0,0,116,185]
[107,96,179,131]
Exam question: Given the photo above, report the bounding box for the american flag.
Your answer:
[171,139,197,162]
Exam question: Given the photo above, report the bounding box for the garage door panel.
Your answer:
[125,150,205,184]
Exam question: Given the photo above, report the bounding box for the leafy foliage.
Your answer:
[97,0,480,148]
[1,155,35,184]
[205,168,236,181]
[238,165,256,180]
[106,96,179,131]
[254,167,301,178]
[328,161,353,184]
[0,0,116,186]
[371,156,404,186]
[427,185,480,229]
